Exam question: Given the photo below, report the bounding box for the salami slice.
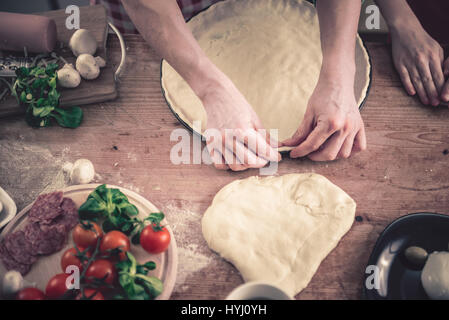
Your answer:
[0,240,31,276]
[0,193,78,274]
[24,222,66,255]
[3,231,37,265]
[59,197,79,231]
[28,191,63,223]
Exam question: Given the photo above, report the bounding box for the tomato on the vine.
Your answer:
[72,222,103,250]
[100,230,130,261]
[75,288,105,300]
[61,246,90,272]
[16,287,45,300]
[85,259,116,287]
[45,273,69,299]
[140,224,170,254]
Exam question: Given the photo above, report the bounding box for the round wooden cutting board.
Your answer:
[0,184,178,300]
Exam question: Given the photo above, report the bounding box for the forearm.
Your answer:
[316,0,361,82]
[121,0,219,98]
[375,0,421,31]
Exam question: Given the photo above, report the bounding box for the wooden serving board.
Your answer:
[0,184,178,300]
[0,5,117,118]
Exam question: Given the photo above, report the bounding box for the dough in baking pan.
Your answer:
[161,0,370,149]
[201,173,356,296]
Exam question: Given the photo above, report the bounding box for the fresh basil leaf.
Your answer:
[143,261,156,271]
[79,196,106,215]
[51,106,83,128]
[138,275,163,299]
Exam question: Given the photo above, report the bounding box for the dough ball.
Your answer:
[202,173,356,296]
[421,252,449,300]
[70,159,95,185]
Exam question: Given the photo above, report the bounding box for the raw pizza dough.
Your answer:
[161,0,371,149]
[201,173,356,296]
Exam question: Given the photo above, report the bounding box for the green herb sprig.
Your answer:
[115,252,163,300]
[78,184,165,245]
[79,184,140,235]
[12,63,83,128]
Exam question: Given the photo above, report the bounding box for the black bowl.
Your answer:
[364,212,449,300]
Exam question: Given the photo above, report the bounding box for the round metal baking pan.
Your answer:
[160,2,373,148]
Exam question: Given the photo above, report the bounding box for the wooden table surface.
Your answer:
[0,35,448,300]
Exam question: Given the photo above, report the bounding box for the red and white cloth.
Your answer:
[90,0,222,34]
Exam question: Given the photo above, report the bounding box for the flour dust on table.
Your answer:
[0,141,69,211]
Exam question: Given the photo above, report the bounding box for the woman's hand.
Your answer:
[283,73,366,161]
[198,71,281,171]
[390,20,445,106]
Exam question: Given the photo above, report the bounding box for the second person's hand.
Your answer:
[390,20,445,106]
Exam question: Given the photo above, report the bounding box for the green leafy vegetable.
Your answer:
[51,106,83,128]
[115,252,163,300]
[12,63,83,128]
[79,184,140,235]
[79,185,166,245]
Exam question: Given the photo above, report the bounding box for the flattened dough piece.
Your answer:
[201,173,356,296]
[161,0,370,150]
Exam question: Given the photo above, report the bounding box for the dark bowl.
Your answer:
[363,212,449,300]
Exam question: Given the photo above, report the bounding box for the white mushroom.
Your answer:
[0,200,3,213]
[70,159,95,184]
[57,64,81,88]
[76,54,100,80]
[95,56,106,68]
[2,271,24,297]
[69,29,97,57]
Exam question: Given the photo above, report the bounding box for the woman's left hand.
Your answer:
[390,22,445,106]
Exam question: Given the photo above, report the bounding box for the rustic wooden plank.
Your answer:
[0,36,448,300]
[0,5,116,118]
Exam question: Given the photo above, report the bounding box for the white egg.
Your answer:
[70,159,95,185]
[421,251,449,300]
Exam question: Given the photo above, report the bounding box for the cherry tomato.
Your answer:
[100,230,130,261]
[16,287,45,300]
[140,224,171,254]
[85,259,116,287]
[72,222,103,250]
[75,288,105,300]
[45,273,69,299]
[61,246,91,272]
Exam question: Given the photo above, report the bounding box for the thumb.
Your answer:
[281,114,314,147]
